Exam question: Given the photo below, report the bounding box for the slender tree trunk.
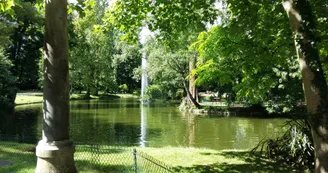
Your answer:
[282,1,328,172]
[86,88,91,98]
[35,0,77,172]
[94,81,99,96]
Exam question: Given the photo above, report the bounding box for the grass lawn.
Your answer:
[15,93,138,105]
[141,147,309,173]
[14,95,43,105]
[0,141,309,173]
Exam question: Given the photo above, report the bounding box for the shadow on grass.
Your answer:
[174,151,309,173]
[0,146,36,173]
[0,142,135,173]
[75,160,134,173]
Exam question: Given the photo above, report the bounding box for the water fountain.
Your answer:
[138,26,153,146]
[141,53,148,100]
[139,26,153,101]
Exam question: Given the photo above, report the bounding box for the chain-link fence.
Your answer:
[0,135,174,173]
[134,149,173,173]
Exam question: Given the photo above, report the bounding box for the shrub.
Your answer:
[119,84,128,93]
[133,89,141,96]
[251,119,314,169]
[145,85,163,100]
[175,89,184,99]
[0,49,17,107]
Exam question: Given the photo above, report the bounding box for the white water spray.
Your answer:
[139,26,153,99]
[141,53,148,99]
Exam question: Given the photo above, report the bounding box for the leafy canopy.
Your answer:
[105,0,218,41]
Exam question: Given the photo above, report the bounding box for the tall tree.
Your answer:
[143,37,201,107]
[0,6,17,107]
[0,48,16,108]
[35,0,77,172]
[113,41,141,93]
[282,0,328,172]
[7,2,43,89]
[69,2,118,96]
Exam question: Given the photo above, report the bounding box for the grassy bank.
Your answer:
[14,95,43,105]
[0,141,307,173]
[15,93,137,105]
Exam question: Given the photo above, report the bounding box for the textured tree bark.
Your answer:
[35,0,77,172]
[184,81,201,109]
[282,0,328,172]
[189,59,198,102]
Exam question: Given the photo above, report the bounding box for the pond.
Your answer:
[0,98,288,150]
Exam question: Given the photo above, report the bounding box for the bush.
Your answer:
[145,85,163,100]
[251,119,314,169]
[119,84,128,93]
[0,49,17,107]
[133,89,141,96]
[175,89,184,99]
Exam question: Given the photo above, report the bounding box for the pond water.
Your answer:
[0,98,288,150]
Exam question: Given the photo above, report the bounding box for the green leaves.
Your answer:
[142,36,192,99]
[0,0,14,11]
[191,0,304,110]
[70,8,116,93]
[105,0,218,42]
[0,0,21,17]
[0,48,16,106]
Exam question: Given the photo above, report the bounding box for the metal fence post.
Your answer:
[133,148,137,173]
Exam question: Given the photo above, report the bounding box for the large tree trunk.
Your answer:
[189,59,198,102]
[282,1,328,172]
[35,0,77,172]
[183,81,201,109]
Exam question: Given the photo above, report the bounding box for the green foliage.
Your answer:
[145,84,163,100]
[105,0,218,42]
[68,0,142,94]
[252,119,314,169]
[70,7,116,94]
[191,1,304,112]
[118,84,128,93]
[0,18,15,47]
[0,0,18,16]
[0,49,16,107]
[145,85,184,101]
[132,89,141,96]
[143,37,191,100]
[175,89,184,100]
[312,0,328,82]
[113,41,141,92]
[4,1,44,89]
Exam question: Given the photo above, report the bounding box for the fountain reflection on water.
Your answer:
[139,105,147,147]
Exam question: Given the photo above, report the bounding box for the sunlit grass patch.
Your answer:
[0,142,308,173]
[0,142,36,173]
[15,92,136,106]
[15,95,43,105]
[140,147,306,173]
